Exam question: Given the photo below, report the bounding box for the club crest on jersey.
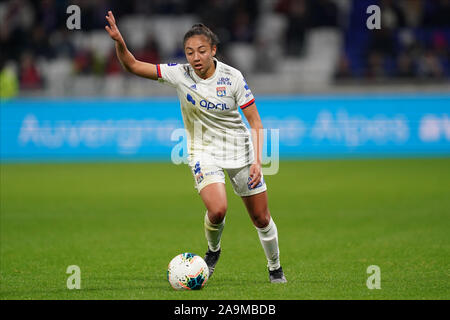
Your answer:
[216,87,226,97]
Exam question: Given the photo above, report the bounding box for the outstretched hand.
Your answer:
[105,11,123,42]
[103,10,158,80]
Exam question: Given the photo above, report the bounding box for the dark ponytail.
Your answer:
[183,23,220,48]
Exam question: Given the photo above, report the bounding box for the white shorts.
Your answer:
[190,160,267,197]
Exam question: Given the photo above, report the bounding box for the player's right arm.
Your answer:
[105,11,158,80]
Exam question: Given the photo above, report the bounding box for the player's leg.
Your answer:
[227,165,286,283]
[241,190,270,228]
[190,160,228,277]
[190,160,228,247]
[199,182,227,277]
[200,182,227,252]
[241,191,286,283]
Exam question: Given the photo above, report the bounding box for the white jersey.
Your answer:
[156,58,255,168]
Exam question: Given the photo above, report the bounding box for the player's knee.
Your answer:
[252,210,270,229]
[208,205,227,224]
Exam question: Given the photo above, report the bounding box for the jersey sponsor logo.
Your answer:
[167,63,178,66]
[217,77,232,86]
[216,86,226,97]
[186,94,229,111]
[200,99,229,111]
[186,93,196,105]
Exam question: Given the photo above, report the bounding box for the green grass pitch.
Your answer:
[1,158,449,299]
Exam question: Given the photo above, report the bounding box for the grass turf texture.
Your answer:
[1,158,449,300]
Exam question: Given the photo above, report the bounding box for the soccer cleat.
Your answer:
[204,248,221,278]
[269,266,287,283]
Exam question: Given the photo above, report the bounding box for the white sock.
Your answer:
[256,217,281,271]
[204,212,225,252]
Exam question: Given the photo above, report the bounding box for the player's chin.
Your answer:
[198,67,206,75]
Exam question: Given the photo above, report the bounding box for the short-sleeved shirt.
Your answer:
[156,58,255,169]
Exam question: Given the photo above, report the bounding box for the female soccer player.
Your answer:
[105,11,286,283]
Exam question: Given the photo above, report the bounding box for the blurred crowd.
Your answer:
[0,0,449,96]
[335,0,450,81]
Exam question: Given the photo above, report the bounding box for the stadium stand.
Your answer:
[0,0,449,97]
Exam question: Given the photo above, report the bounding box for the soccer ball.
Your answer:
[167,253,209,290]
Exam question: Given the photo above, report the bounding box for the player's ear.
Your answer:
[211,45,217,57]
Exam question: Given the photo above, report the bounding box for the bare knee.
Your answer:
[207,205,227,224]
[251,209,271,229]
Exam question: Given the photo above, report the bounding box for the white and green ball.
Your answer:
[167,253,209,290]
